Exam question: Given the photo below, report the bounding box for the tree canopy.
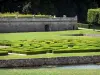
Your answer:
[0,0,99,22]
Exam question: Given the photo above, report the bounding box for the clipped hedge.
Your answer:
[87,8,100,24]
[12,50,25,54]
[25,50,47,55]
[1,48,12,53]
[0,39,100,55]
[77,23,89,28]
[0,13,53,18]
[0,40,12,46]
[0,51,8,56]
[53,48,100,53]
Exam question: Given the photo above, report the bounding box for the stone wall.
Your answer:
[0,56,100,68]
[0,16,77,32]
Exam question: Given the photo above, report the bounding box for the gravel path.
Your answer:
[0,46,10,48]
[84,34,100,37]
[8,53,26,56]
[60,34,100,37]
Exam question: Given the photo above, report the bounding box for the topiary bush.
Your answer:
[87,8,100,24]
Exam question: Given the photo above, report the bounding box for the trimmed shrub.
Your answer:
[25,50,47,55]
[47,50,53,53]
[87,8,100,24]
[32,44,41,48]
[18,15,33,18]
[11,44,20,48]
[41,47,53,53]
[0,15,15,18]
[0,51,8,56]
[5,44,11,46]
[77,23,89,28]
[2,48,12,53]
[0,39,100,55]
[5,47,26,54]
[34,15,53,18]
[53,50,69,53]
[68,43,75,47]
[0,13,53,18]
[53,48,100,53]
[12,50,25,54]
[50,43,63,47]
[0,40,12,46]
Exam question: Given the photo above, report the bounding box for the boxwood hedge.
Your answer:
[0,13,53,18]
[87,8,100,24]
[0,39,100,55]
[25,50,47,55]
[0,51,8,56]
[53,49,100,53]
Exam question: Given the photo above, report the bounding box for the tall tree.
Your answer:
[0,0,99,22]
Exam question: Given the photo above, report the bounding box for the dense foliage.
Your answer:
[87,8,100,24]
[0,39,100,55]
[0,0,99,22]
[0,12,53,18]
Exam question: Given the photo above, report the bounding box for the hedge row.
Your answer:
[0,51,8,56]
[53,48,100,53]
[2,46,100,55]
[0,40,12,46]
[0,13,53,18]
[77,23,89,28]
[25,50,47,55]
[2,48,47,55]
[87,8,100,24]
[0,39,100,55]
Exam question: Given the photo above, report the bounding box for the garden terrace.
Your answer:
[0,14,77,32]
[0,28,100,59]
[0,39,100,55]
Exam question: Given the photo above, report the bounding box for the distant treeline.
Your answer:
[0,0,99,22]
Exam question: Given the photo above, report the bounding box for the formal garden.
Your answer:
[0,8,100,75]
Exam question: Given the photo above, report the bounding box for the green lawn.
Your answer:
[0,28,100,41]
[0,52,100,59]
[0,28,100,75]
[0,69,99,75]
